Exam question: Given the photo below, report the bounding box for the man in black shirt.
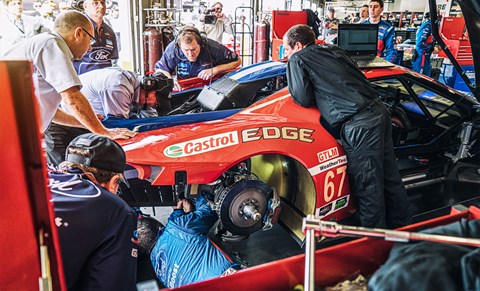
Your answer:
[49,133,137,290]
[283,24,411,229]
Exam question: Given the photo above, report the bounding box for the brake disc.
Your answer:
[218,179,273,236]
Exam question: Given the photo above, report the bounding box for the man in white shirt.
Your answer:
[0,0,50,54]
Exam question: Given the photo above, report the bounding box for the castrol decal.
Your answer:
[164,131,239,158]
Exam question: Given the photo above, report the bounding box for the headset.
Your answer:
[140,72,174,92]
[174,26,207,49]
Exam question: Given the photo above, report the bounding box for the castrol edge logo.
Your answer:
[164,131,239,158]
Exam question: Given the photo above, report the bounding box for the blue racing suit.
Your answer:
[363,19,397,63]
[154,38,238,79]
[412,19,434,76]
[150,196,233,288]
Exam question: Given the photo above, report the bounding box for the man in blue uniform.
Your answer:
[412,12,434,76]
[73,0,118,74]
[49,133,137,290]
[154,26,241,90]
[137,196,237,288]
[283,24,411,229]
[362,0,397,63]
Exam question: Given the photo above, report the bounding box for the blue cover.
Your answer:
[225,60,287,83]
[102,109,240,132]
[150,196,232,288]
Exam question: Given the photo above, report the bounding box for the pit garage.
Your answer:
[1,0,479,290]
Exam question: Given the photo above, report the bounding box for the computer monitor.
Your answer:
[337,23,378,56]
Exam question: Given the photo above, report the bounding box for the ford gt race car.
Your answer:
[116,0,480,242]
[118,62,480,241]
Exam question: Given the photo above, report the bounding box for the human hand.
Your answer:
[173,78,182,91]
[198,67,216,80]
[95,113,105,120]
[183,199,194,213]
[105,127,138,140]
[174,199,184,210]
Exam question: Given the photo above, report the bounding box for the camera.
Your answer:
[70,0,85,11]
[202,8,218,25]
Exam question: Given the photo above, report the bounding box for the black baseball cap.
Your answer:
[65,133,128,184]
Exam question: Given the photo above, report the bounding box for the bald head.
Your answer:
[54,10,92,35]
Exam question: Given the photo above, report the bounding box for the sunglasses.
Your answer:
[214,7,222,12]
[82,27,97,46]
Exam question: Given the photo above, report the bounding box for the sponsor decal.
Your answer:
[315,195,350,218]
[317,147,339,163]
[334,196,348,210]
[308,155,348,176]
[164,131,239,158]
[317,203,332,217]
[241,126,314,143]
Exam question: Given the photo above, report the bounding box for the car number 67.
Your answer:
[324,165,347,203]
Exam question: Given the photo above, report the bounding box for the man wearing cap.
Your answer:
[44,68,173,166]
[49,133,137,290]
[324,8,339,39]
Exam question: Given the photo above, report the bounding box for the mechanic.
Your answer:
[362,0,397,63]
[412,12,435,77]
[0,0,50,54]
[283,24,412,229]
[200,1,232,43]
[49,133,137,290]
[44,68,173,166]
[154,25,241,91]
[137,196,239,288]
[0,11,136,140]
[73,0,118,74]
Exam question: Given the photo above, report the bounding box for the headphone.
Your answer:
[140,72,174,92]
[174,26,207,49]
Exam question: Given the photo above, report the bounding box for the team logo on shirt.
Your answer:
[89,49,111,61]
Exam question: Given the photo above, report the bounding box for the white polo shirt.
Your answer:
[0,32,82,132]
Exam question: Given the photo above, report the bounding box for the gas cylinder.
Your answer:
[254,19,270,64]
[143,27,163,73]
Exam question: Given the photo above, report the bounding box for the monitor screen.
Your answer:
[337,24,378,55]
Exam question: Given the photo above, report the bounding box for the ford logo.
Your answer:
[89,49,110,61]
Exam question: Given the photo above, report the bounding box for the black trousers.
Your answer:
[340,100,412,229]
[44,123,90,166]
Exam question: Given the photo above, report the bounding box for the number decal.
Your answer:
[323,165,347,203]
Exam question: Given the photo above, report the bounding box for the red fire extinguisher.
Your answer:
[143,27,163,73]
[254,19,270,64]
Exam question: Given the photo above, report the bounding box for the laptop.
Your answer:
[337,23,394,68]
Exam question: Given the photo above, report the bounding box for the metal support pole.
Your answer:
[302,214,316,291]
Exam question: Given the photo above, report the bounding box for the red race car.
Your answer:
[119,62,480,241]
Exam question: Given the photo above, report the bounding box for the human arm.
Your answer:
[416,23,433,52]
[383,26,397,63]
[168,196,218,235]
[197,55,241,80]
[59,87,137,139]
[286,57,316,108]
[198,42,242,80]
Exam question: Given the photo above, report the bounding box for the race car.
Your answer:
[119,63,480,242]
